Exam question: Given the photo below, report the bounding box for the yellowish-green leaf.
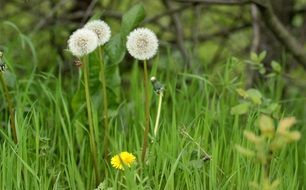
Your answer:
[236,88,247,98]
[235,145,255,157]
[246,89,262,105]
[259,115,275,138]
[278,117,296,132]
[243,130,262,144]
[231,103,249,115]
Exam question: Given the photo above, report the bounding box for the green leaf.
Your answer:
[271,61,281,73]
[71,4,146,122]
[250,52,258,62]
[246,89,262,105]
[104,34,126,65]
[71,51,120,119]
[258,51,267,62]
[259,67,266,74]
[236,88,247,98]
[266,73,276,78]
[104,4,146,65]
[259,115,275,138]
[121,4,146,37]
[231,102,250,115]
[89,12,103,21]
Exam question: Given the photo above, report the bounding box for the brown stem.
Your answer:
[0,73,17,144]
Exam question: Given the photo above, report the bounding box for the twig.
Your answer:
[175,0,250,5]
[162,0,190,67]
[33,0,68,32]
[256,1,306,69]
[247,4,260,88]
[81,0,98,25]
[144,5,192,23]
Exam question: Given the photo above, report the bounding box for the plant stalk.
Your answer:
[141,60,150,162]
[98,47,110,159]
[154,92,163,137]
[0,72,18,144]
[82,57,100,184]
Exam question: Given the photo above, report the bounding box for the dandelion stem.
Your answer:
[0,72,18,144]
[141,60,150,162]
[154,92,163,137]
[98,47,110,159]
[82,56,100,184]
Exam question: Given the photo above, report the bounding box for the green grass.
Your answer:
[0,35,305,190]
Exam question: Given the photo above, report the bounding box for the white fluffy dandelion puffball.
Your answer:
[126,28,159,60]
[84,20,111,46]
[68,28,98,57]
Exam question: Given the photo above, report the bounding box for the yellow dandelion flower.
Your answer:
[111,152,136,170]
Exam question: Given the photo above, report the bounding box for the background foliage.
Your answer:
[0,0,305,189]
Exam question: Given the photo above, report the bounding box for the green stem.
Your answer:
[154,92,163,137]
[82,57,100,184]
[141,60,150,162]
[0,72,17,144]
[98,47,110,159]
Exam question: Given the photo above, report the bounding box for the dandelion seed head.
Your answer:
[111,151,136,170]
[84,20,111,46]
[68,28,98,57]
[126,28,158,60]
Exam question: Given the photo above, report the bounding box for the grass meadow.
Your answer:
[0,3,305,190]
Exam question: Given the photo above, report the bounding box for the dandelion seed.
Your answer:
[84,20,111,46]
[111,151,136,170]
[68,28,98,57]
[126,28,158,60]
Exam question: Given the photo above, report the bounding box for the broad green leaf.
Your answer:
[261,103,280,114]
[259,67,266,74]
[258,51,267,62]
[71,51,120,119]
[246,89,262,105]
[271,61,281,73]
[104,34,125,65]
[88,12,103,21]
[104,4,146,65]
[250,52,258,62]
[71,4,146,123]
[231,102,249,115]
[121,4,146,37]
